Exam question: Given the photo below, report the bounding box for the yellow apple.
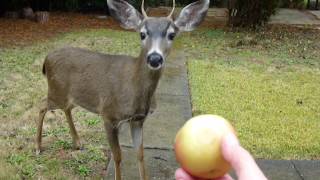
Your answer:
[174,114,235,179]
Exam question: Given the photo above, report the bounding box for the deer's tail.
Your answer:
[42,55,50,75]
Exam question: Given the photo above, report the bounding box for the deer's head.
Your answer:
[107,0,209,70]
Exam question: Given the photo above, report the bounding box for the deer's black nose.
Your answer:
[147,53,163,69]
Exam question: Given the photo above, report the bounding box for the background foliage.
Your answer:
[0,0,312,29]
[232,0,279,27]
[0,0,108,12]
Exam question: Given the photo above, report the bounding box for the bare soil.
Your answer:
[0,12,121,47]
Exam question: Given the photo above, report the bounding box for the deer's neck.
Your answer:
[134,51,162,93]
[130,51,162,113]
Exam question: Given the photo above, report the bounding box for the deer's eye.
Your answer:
[168,33,176,41]
[140,32,146,40]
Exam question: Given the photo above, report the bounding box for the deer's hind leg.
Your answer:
[64,107,81,150]
[35,99,48,154]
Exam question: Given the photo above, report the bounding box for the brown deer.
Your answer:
[35,0,209,179]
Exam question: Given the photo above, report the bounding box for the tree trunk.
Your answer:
[35,11,50,23]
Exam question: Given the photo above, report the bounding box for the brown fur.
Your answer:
[43,47,160,118]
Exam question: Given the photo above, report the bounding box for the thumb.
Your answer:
[221,133,267,180]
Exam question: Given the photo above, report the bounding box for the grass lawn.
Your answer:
[184,28,320,160]
[0,27,319,178]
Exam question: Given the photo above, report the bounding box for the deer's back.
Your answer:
[44,47,137,115]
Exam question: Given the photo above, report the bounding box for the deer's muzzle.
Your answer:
[147,52,163,70]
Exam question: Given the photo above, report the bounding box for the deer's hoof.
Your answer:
[73,141,83,151]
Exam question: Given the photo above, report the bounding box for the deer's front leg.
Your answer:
[130,120,148,180]
[104,120,122,180]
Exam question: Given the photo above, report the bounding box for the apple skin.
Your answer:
[174,115,235,179]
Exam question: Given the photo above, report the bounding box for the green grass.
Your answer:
[185,29,320,159]
[83,117,102,127]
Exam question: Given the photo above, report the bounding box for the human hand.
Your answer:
[175,133,267,180]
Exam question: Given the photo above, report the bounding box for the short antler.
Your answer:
[141,0,148,18]
[168,0,175,19]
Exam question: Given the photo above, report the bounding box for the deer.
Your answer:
[35,0,209,179]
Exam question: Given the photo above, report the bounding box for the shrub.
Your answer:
[3,0,24,11]
[232,0,279,28]
[65,0,79,11]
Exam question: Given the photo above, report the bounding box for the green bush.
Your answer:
[232,0,279,28]
[4,0,24,11]
[65,0,79,11]
[127,0,162,9]
[1,0,112,12]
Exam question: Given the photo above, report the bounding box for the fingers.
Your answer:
[175,168,233,180]
[214,174,233,180]
[175,168,195,180]
[221,133,267,180]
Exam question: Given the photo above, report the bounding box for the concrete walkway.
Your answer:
[106,52,320,179]
[309,10,320,19]
[270,8,320,26]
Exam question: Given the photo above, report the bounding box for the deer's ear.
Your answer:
[107,0,143,31]
[174,0,209,32]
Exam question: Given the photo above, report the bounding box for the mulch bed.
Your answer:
[0,11,230,48]
[0,12,122,48]
[0,11,319,48]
